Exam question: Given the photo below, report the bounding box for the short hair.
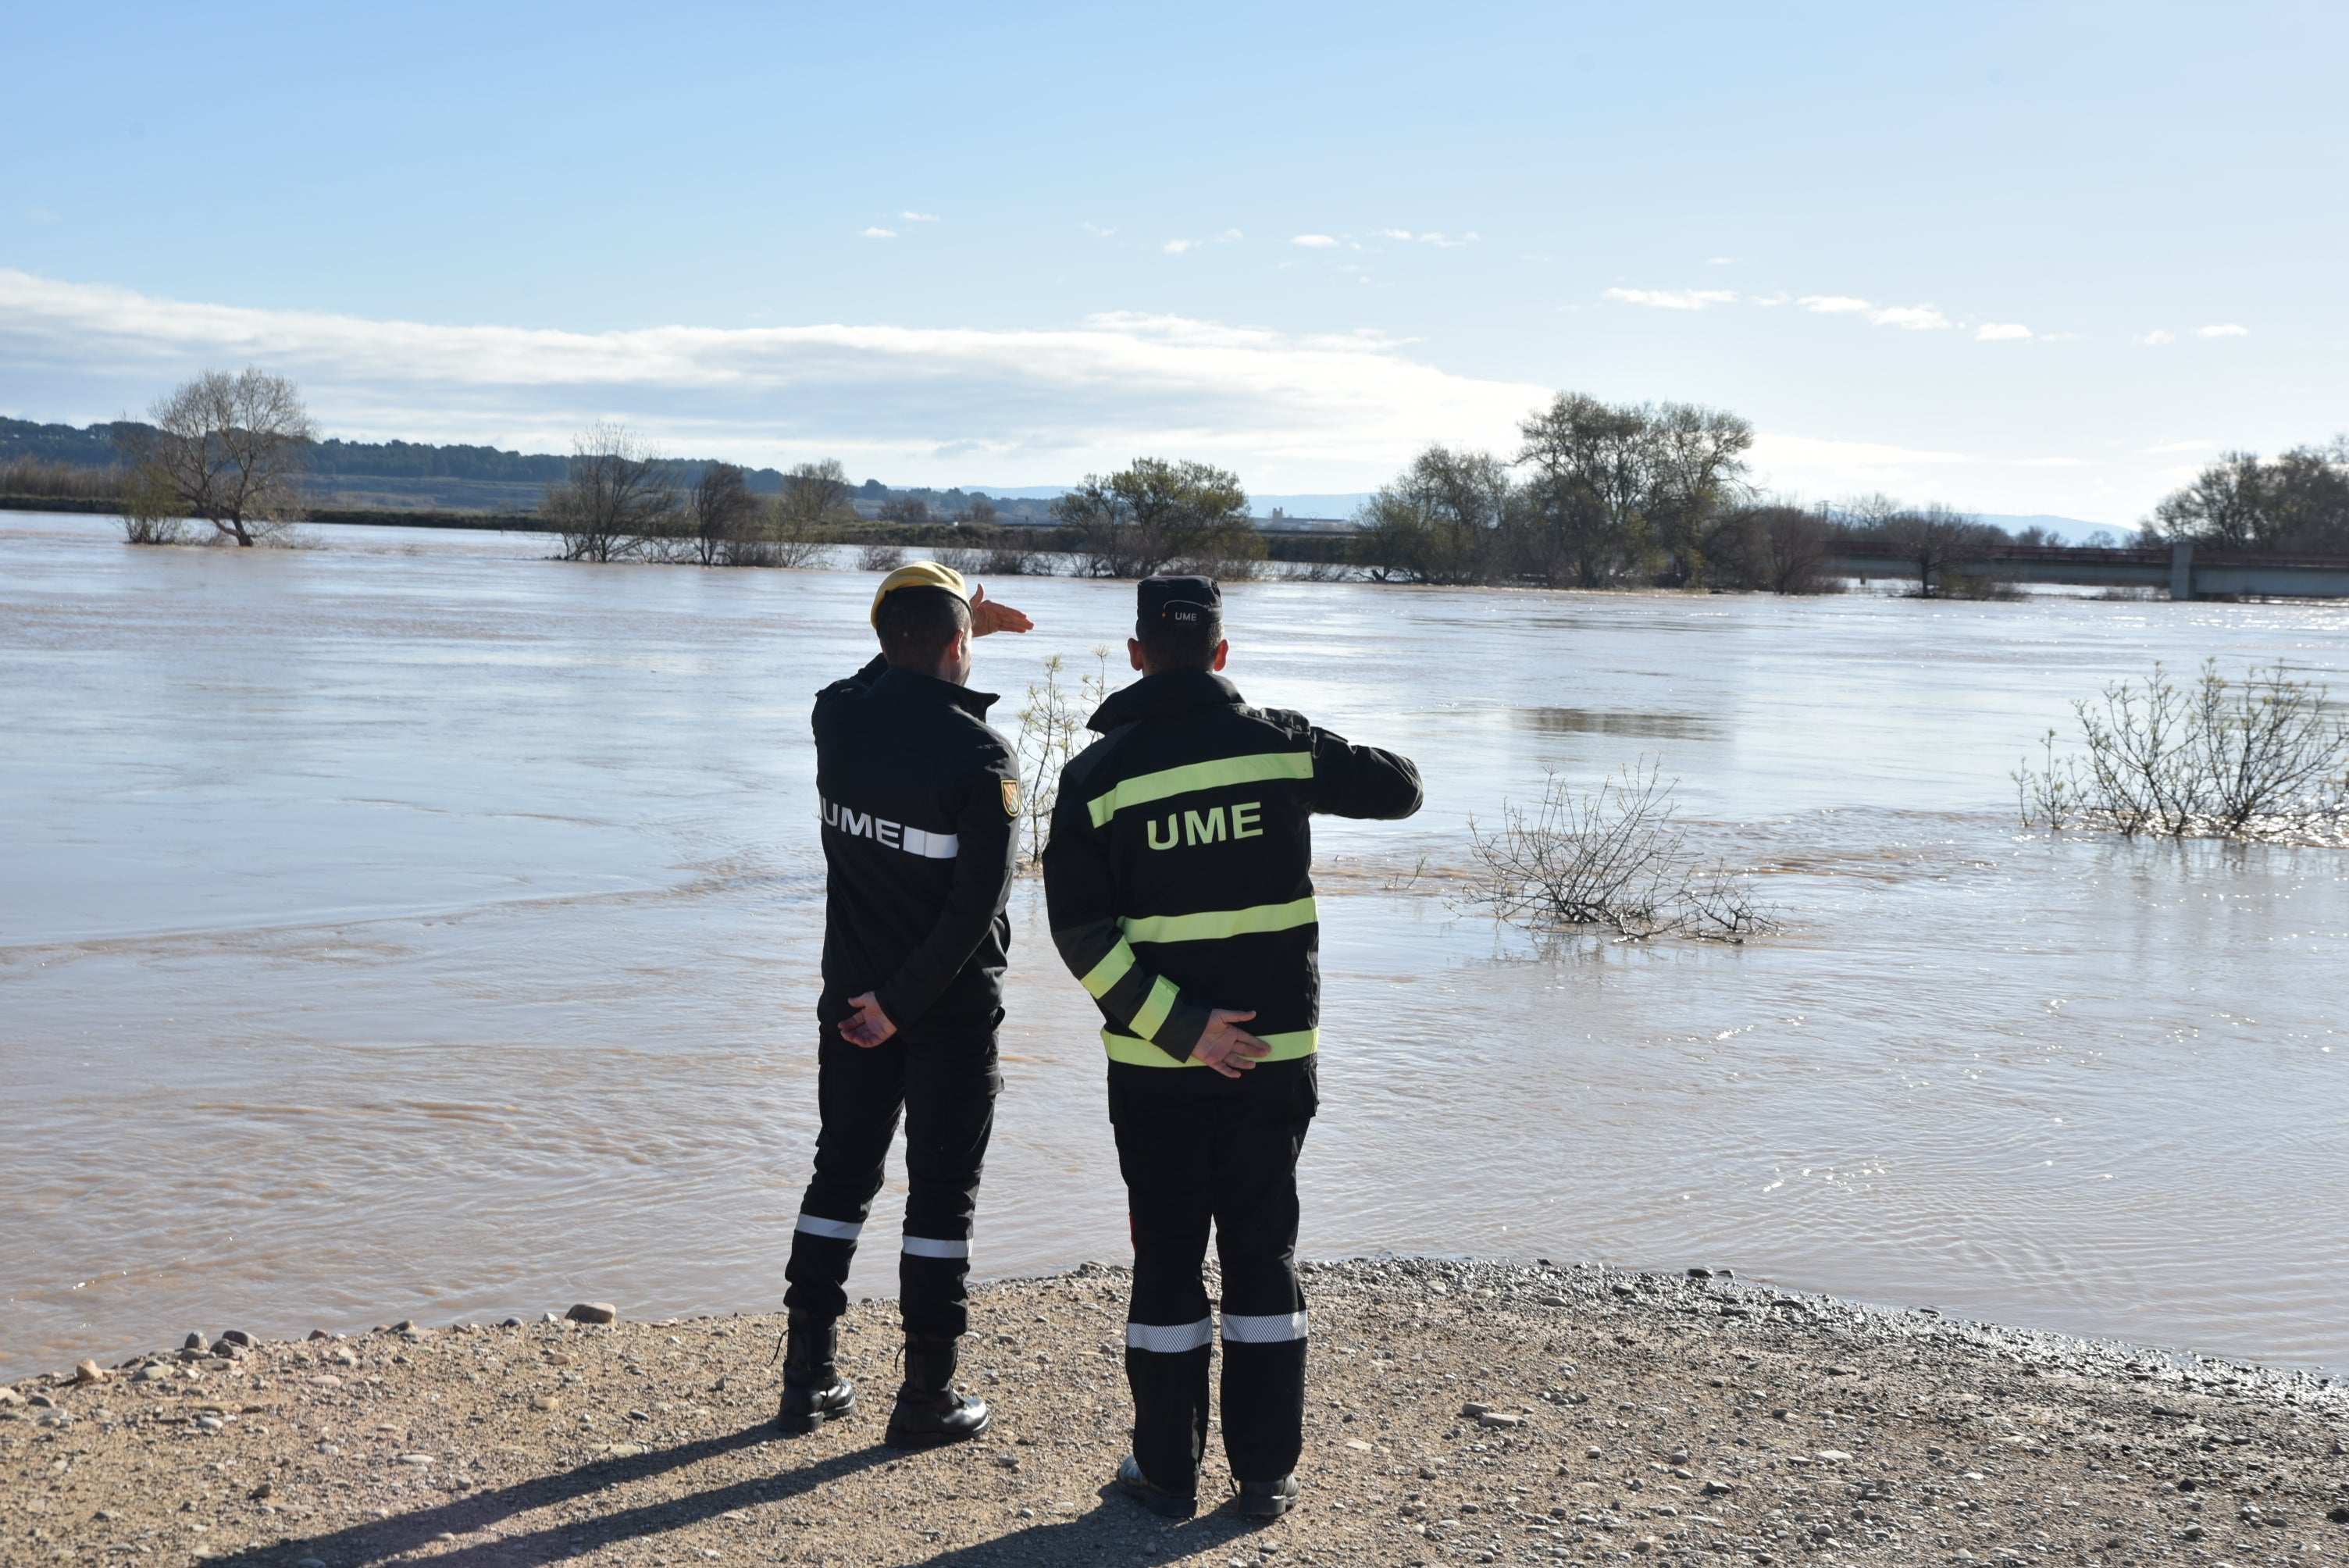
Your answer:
[877,586,971,669]
[1135,612,1221,671]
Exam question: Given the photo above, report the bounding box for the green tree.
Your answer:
[1512,394,1752,588]
[1051,457,1261,579]
[1355,444,1514,584]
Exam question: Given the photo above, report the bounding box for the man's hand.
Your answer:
[969,583,1033,637]
[838,992,899,1049]
[1188,1009,1272,1078]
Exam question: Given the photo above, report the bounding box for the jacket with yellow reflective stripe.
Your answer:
[814,655,1020,1042]
[1042,668,1423,1093]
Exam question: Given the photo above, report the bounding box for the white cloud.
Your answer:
[0,269,1553,490]
[859,226,897,240]
[1869,305,1952,331]
[1080,222,1115,237]
[900,212,941,223]
[1374,228,1414,241]
[1796,295,1949,330]
[2196,323,2249,338]
[1974,323,2033,341]
[1164,230,1242,255]
[1603,287,1738,311]
[1291,234,1341,248]
[2135,330,2174,345]
[2141,438,2209,454]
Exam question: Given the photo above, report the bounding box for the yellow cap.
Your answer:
[869,561,970,628]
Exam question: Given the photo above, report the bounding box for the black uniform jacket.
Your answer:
[813,655,1021,1042]
[1041,668,1423,1094]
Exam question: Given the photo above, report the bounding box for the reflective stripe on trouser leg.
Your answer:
[782,1030,903,1324]
[896,1030,1000,1339]
[1220,1310,1307,1342]
[1125,1317,1213,1353]
[1110,1084,1219,1495]
[1210,1078,1314,1484]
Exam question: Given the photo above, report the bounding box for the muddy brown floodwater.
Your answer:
[4,512,2347,1384]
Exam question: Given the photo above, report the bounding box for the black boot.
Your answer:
[884,1333,990,1448]
[1235,1473,1299,1519]
[775,1310,855,1434]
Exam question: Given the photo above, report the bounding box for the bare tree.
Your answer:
[122,368,315,546]
[690,461,758,567]
[1702,504,1832,593]
[540,424,679,563]
[766,459,851,567]
[1881,502,1999,597]
[779,459,852,527]
[879,495,931,526]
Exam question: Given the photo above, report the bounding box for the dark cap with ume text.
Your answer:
[1136,575,1222,637]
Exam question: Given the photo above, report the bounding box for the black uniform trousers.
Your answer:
[783,1024,1000,1339]
[1110,1064,1317,1491]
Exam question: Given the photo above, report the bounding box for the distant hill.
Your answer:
[0,417,1057,519]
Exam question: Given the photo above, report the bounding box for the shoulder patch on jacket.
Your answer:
[1001,778,1021,817]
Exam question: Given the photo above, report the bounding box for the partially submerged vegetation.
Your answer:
[1463,764,1778,941]
[2016,661,2349,843]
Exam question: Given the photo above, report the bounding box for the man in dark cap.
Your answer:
[1042,576,1424,1517]
[779,562,1032,1448]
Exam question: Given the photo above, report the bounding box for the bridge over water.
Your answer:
[1830,541,2349,600]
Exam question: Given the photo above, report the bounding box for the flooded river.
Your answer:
[4,511,2345,1380]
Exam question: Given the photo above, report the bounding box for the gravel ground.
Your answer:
[9,1259,2348,1568]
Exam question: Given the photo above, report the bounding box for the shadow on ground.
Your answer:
[201,1421,893,1566]
[198,1425,1279,1567]
[904,1487,1278,1566]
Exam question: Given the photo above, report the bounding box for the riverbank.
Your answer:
[9,1260,2346,1567]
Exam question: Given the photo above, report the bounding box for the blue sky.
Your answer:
[3,2,2344,524]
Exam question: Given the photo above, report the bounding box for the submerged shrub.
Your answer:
[2016,661,2349,840]
[1463,763,1776,941]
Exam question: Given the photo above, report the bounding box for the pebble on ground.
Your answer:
[6,1259,2347,1566]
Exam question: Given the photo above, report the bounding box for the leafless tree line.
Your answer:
[2016,661,2349,841]
[543,427,850,568]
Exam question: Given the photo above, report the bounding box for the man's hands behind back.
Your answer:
[1189,1009,1271,1078]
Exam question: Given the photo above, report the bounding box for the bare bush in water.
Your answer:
[1463,763,1777,940]
[2016,661,2349,839]
[1011,649,1113,869]
[857,542,907,572]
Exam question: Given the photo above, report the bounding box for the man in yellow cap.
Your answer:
[779,561,1033,1447]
